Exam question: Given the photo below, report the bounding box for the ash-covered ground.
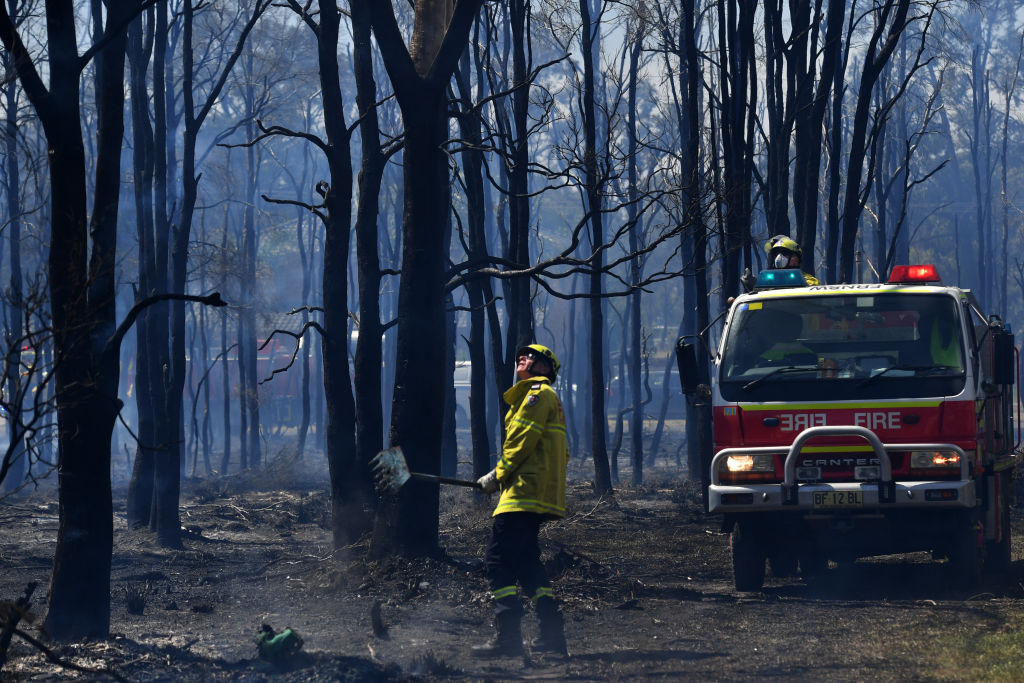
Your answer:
[2,449,1023,681]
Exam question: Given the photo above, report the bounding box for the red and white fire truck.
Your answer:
[677,265,1018,590]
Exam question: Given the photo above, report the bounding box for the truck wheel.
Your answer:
[798,552,828,579]
[731,521,766,591]
[769,551,798,578]
[948,514,983,587]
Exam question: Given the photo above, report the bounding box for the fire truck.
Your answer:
[676,265,1019,590]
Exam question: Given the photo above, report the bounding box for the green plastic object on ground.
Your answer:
[256,624,303,665]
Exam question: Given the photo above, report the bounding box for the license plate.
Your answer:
[812,490,863,508]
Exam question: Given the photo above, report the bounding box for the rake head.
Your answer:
[370,447,411,494]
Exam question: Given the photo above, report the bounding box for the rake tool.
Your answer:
[371,446,482,494]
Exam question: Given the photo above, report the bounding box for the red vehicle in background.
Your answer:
[678,265,1018,590]
[185,336,308,429]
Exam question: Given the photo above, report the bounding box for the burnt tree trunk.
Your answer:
[792,0,845,270]
[311,0,363,546]
[351,0,386,506]
[0,0,136,639]
[366,0,484,556]
[454,45,495,479]
[580,0,613,495]
[0,1,25,492]
[838,0,911,283]
[626,24,643,485]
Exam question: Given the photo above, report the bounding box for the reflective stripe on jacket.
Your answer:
[494,376,568,518]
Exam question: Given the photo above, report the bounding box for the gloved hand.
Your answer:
[477,469,499,493]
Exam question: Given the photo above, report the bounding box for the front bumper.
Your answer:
[708,425,974,513]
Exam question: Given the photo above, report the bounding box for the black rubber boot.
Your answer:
[471,610,524,657]
[530,598,567,656]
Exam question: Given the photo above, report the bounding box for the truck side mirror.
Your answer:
[675,339,700,395]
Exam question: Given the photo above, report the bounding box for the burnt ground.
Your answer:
[3,450,1024,681]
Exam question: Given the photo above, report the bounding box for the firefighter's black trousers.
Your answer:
[484,511,552,616]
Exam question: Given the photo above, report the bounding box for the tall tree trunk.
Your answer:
[716,0,756,304]
[125,9,160,528]
[793,0,844,268]
[455,45,495,479]
[170,0,268,546]
[366,0,484,556]
[504,0,533,374]
[308,0,364,546]
[0,0,135,639]
[240,112,261,468]
[681,0,709,484]
[626,24,643,486]
[580,0,612,495]
[1,4,25,492]
[838,0,911,283]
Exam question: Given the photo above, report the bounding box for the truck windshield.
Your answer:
[718,293,966,402]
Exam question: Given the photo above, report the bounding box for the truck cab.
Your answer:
[679,265,1017,590]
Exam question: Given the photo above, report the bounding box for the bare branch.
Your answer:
[258,321,325,386]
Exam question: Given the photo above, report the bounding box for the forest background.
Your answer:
[0,0,1022,643]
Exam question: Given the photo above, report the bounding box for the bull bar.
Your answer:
[708,425,973,513]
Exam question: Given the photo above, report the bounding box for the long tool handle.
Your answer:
[409,471,481,489]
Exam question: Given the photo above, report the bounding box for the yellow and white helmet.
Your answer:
[764,234,801,256]
[516,343,560,379]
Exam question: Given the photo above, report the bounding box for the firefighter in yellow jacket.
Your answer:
[472,343,569,658]
[765,234,820,285]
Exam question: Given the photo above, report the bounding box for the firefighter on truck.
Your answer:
[676,263,1018,591]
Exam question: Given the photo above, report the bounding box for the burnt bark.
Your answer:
[454,45,495,479]
[0,0,25,493]
[838,0,912,283]
[351,0,386,512]
[366,0,485,556]
[580,0,613,495]
[0,0,138,640]
[792,0,845,268]
[716,0,756,304]
[307,0,363,546]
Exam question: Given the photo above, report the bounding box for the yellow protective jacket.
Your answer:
[494,375,569,519]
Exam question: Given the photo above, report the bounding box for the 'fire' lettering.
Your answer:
[853,411,901,430]
[779,413,827,432]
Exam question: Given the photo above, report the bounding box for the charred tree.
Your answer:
[715,0,757,304]
[158,0,268,547]
[454,42,496,480]
[351,0,388,505]
[366,0,484,556]
[625,19,644,486]
[504,0,534,375]
[0,0,150,639]
[579,0,613,495]
[792,0,846,268]
[125,5,171,531]
[838,0,912,283]
[0,0,26,493]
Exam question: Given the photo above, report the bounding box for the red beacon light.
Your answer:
[887,264,940,284]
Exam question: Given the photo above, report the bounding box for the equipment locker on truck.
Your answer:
[677,265,1019,591]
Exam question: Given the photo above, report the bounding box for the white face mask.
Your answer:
[773,253,791,269]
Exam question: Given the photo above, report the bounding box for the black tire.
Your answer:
[768,550,798,578]
[948,512,982,588]
[798,552,828,579]
[731,521,766,591]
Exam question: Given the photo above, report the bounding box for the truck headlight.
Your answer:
[724,454,775,473]
[909,450,960,469]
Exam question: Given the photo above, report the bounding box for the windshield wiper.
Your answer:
[856,364,956,388]
[742,365,818,391]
